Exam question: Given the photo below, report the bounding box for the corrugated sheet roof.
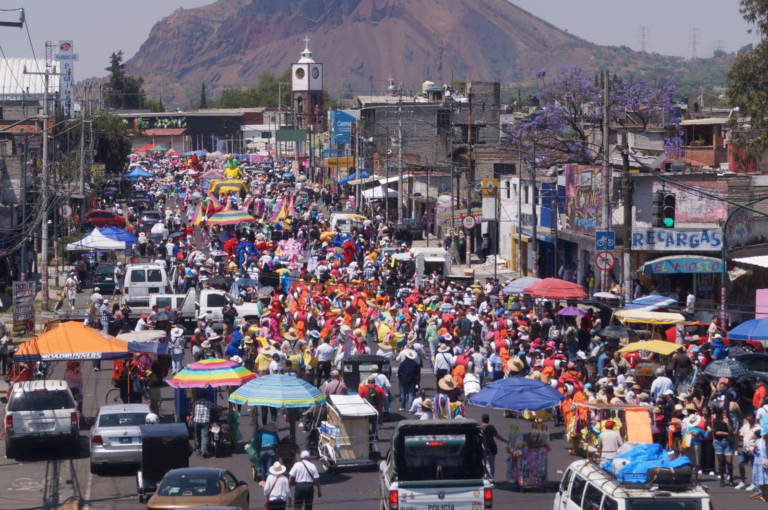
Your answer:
[0,58,59,98]
[143,128,186,136]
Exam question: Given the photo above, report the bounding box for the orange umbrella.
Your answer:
[13,322,154,362]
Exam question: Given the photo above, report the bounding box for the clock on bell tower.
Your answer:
[291,36,323,129]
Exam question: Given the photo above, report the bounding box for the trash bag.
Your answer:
[245,439,261,471]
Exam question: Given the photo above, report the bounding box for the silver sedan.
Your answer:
[90,403,150,474]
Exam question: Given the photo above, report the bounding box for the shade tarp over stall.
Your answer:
[66,229,126,251]
[13,322,167,362]
[362,187,398,199]
[614,310,686,326]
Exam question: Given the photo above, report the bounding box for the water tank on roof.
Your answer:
[422,80,435,93]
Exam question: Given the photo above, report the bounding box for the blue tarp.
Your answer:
[339,169,371,186]
[600,443,692,483]
[624,295,678,312]
[100,226,138,246]
[468,378,565,411]
[123,167,153,180]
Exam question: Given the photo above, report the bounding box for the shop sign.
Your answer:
[632,228,723,252]
[641,256,723,274]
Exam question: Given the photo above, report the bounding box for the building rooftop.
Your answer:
[0,58,60,99]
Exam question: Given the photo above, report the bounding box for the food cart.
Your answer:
[319,395,379,473]
[617,339,684,390]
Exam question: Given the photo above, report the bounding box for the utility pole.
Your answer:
[79,84,89,213]
[466,88,473,269]
[355,119,360,211]
[40,42,52,311]
[517,140,523,275]
[531,141,538,277]
[601,69,611,292]
[397,88,404,224]
[621,133,632,304]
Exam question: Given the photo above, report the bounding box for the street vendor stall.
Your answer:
[617,340,684,389]
[319,395,379,473]
[573,402,653,456]
[468,378,564,490]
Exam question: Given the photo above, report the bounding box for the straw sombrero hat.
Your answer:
[438,375,458,391]
[377,342,393,351]
[269,461,287,475]
[507,358,525,373]
[261,344,278,356]
[438,344,451,353]
[284,331,299,341]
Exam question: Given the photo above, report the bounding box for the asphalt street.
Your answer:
[2,357,767,510]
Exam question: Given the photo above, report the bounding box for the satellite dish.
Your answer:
[713,207,727,220]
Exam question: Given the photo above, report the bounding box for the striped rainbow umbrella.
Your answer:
[167,358,257,388]
[207,210,256,226]
[228,374,325,408]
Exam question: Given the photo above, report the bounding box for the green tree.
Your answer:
[728,1,768,164]
[104,51,146,109]
[92,113,132,173]
[199,83,208,109]
[714,49,727,58]
[144,98,164,113]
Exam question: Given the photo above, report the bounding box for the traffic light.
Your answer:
[662,193,676,228]
[652,191,664,228]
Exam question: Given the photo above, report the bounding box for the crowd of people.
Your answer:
[19,150,768,506]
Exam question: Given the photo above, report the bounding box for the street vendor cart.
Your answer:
[341,354,392,389]
[319,394,380,473]
[136,423,190,503]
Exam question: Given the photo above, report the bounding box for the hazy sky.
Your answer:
[0,0,760,79]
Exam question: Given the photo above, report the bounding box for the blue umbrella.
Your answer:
[100,226,138,246]
[624,295,678,312]
[468,378,564,412]
[727,318,768,342]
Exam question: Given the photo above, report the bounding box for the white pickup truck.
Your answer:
[379,419,493,510]
[129,288,262,331]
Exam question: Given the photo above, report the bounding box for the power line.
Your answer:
[23,10,43,75]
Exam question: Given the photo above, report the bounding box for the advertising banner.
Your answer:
[12,281,36,335]
[564,164,603,235]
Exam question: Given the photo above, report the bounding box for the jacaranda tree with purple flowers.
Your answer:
[503,66,678,167]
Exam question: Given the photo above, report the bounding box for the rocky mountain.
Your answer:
[125,0,728,103]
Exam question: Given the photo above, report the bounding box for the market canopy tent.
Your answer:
[66,229,126,251]
[503,277,541,295]
[13,322,166,362]
[100,226,138,246]
[124,167,154,180]
[616,340,683,356]
[523,278,587,300]
[624,295,678,312]
[614,310,686,326]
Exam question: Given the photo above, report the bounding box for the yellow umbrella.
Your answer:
[616,340,683,356]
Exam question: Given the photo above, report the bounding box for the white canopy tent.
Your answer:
[362,187,398,199]
[66,229,126,251]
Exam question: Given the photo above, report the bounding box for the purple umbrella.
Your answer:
[558,306,585,316]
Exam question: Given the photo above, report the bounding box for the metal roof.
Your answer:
[0,58,59,99]
[681,117,729,126]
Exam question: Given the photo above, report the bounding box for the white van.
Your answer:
[123,263,170,307]
[330,212,361,233]
[554,460,711,510]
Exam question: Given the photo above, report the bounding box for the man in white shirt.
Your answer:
[263,462,292,507]
[650,368,675,402]
[135,314,149,332]
[315,337,334,387]
[269,353,284,375]
[288,450,322,509]
[371,364,391,393]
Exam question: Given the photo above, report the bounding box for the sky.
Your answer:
[0,0,760,80]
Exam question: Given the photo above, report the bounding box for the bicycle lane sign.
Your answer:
[595,231,615,251]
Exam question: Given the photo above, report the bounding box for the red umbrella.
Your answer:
[524,278,587,300]
[134,144,156,152]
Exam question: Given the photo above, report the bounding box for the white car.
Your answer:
[90,403,150,474]
[555,459,710,510]
[4,380,80,459]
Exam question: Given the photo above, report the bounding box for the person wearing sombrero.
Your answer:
[433,375,465,420]
[504,357,526,379]
[434,342,455,386]
[169,326,185,374]
[263,461,292,509]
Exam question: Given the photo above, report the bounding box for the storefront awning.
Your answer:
[379,174,414,184]
[734,255,768,269]
[638,255,723,274]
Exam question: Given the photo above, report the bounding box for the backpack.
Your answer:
[417,313,427,330]
[365,384,380,408]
